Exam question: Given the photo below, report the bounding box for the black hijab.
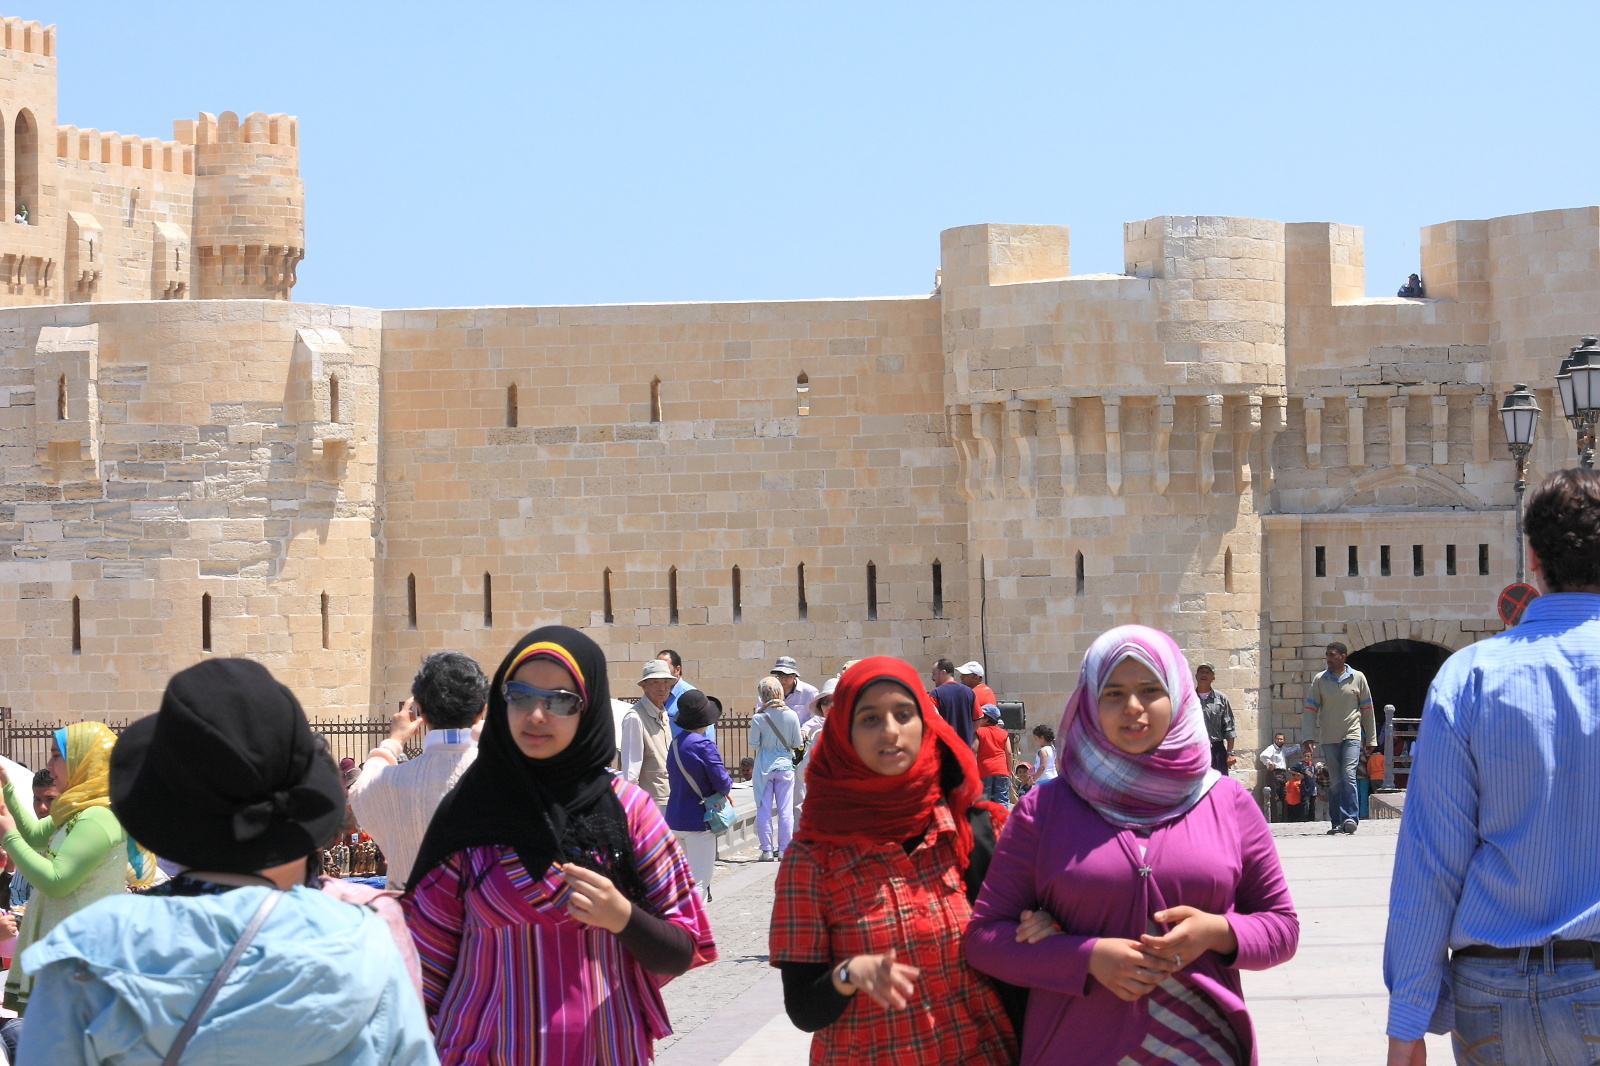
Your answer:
[406,626,646,904]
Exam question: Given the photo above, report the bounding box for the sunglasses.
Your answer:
[502,682,584,717]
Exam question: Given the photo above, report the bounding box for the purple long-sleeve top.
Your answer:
[965,775,1298,1066]
[665,730,734,833]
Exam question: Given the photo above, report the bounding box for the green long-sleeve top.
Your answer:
[1,781,125,899]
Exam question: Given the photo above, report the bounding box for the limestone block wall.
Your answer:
[1262,512,1506,738]
[0,300,380,721]
[938,219,1285,746]
[373,297,967,712]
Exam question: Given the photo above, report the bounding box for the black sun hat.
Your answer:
[673,689,722,730]
[110,658,345,874]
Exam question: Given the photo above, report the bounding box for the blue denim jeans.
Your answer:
[1450,950,1600,1065]
[1328,738,1361,827]
[982,774,1011,806]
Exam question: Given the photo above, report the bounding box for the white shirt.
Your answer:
[1033,743,1058,782]
[1258,742,1289,772]
[347,728,476,887]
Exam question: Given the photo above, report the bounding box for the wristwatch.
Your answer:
[835,959,853,990]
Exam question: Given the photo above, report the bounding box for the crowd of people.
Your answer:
[0,466,1591,1065]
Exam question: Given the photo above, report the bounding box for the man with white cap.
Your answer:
[769,655,819,726]
[620,658,674,812]
[958,661,998,725]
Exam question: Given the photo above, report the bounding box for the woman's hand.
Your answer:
[1015,908,1062,944]
[559,863,633,935]
[1139,905,1238,967]
[1088,937,1175,1001]
[0,912,16,939]
[834,949,921,1010]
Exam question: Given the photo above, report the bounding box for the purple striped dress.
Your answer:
[405,776,717,1065]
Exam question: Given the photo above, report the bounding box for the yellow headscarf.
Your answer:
[49,722,158,888]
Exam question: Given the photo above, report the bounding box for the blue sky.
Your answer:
[32,2,1600,309]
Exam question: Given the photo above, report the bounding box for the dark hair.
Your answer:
[1032,723,1055,743]
[934,658,957,678]
[1526,468,1600,591]
[411,651,490,730]
[1326,641,1348,656]
[656,649,682,670]
[31,767,53,789]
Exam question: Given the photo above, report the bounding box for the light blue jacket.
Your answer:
[17,884,438,1066]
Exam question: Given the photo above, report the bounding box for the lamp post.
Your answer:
[1556,336,1600,469]
[1500,383,1540,584]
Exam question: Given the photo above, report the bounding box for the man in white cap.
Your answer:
[770,655,819,725]
[958,661,998,725]
[620,659,674,812]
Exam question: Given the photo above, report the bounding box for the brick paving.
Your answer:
[657,818,1456,1065]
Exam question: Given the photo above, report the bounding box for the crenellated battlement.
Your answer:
[178,110,297,150]
[0,15,52,57]
[55,125,193,175]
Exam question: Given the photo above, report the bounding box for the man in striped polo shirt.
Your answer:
[1304,640,1375,835]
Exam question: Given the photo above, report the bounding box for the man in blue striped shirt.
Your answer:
[1384,468,1600,1066]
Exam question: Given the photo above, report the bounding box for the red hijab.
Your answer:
[794,655,1003,867]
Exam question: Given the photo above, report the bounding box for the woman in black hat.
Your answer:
[664,689,732,902]
[12,658,438,1065]
[403,626,716,1066]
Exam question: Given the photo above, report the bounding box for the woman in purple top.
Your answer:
[665,690,733,902]
[966,625,1298,1066]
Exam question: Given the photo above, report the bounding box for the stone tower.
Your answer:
[186,110,304,301]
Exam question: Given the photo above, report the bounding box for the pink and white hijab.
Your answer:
[1060,624,1220,830]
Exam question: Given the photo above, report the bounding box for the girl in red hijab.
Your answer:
[768,656,1048,1066]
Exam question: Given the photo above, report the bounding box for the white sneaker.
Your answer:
[758,850,775,862]
[1341,818,1358,834]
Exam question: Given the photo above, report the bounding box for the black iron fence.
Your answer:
[0,708,420,775]
[712,716,755,774]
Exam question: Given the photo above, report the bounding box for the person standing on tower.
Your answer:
[1304,642,1374,835]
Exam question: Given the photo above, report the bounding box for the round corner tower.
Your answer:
[190,110,304,300]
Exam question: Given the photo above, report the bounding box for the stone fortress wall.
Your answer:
[0,10,1593,749]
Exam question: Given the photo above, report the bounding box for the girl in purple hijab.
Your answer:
[965,625,1298,1066]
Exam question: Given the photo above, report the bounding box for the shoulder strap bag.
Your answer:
[673,736,737,835]
[161,888,284,1066]
[755,709,804,764]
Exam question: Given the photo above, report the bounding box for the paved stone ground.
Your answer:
[658,818,1455,1065]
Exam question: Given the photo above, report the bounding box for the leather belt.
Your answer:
[1453,940,1600,967]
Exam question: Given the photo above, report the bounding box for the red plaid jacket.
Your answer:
[769,802,1015,1066]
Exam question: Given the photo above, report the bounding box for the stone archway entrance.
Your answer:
[1347,639,1453,738]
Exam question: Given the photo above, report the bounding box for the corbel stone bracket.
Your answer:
[1053,396,1077,497]
[1154,394,1174,494]
[1103,394,1123,496]
[1198,394,1223,493]
[1303,395,1326,468]
[1347,396,1368,469]
[1388,395,1409,468]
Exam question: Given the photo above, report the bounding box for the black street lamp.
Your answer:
[1500,383,1540,584]
[1556,336,1600,469]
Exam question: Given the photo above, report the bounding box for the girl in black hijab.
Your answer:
[404,626,716,1066]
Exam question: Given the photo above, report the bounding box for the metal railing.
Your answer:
[0,709,420,775]
[1382,704,1419,790]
